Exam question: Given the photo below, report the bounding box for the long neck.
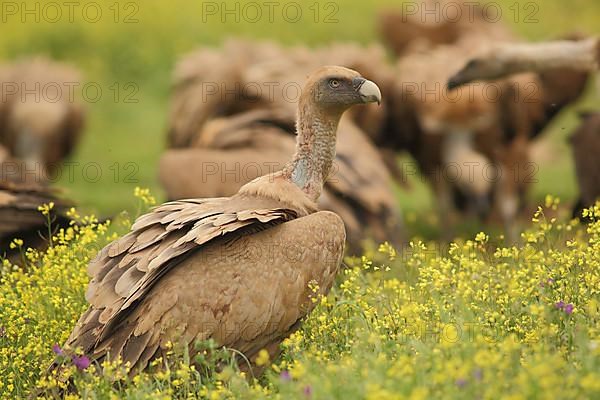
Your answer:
[500,38,599,73]
[283,101,341,201]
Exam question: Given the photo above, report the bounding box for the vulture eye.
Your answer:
[329,79,340,89]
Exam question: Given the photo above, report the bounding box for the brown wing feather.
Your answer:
[88,210,344,373]
[66,193,305,366]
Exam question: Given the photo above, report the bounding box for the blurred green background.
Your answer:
[2,0,599,223]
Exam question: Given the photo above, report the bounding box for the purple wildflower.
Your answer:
[72,355,91,370]
[555,301,574,315]
[303,385,313,397]
[473,368,483,381]
[564,304,574,315]
[52,344,64,356]
[280,370,291,382]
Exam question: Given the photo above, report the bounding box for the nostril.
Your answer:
[352,77,366,90]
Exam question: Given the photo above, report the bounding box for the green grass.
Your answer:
[1,0,599,219]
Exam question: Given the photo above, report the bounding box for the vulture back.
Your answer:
[571,111,600,217]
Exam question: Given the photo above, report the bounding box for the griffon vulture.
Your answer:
[0,57,85,176]
[58,67,382,378]
[383,12,589,240]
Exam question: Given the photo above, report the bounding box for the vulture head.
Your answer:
[448,35,599,90]
[447,53,506,90]
[286,66,382,201]
[301,66,382,115]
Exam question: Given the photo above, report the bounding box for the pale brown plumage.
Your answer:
[166,40,302,148]
[162,40,403,253]
[458,37,592,138]
[571,111,600,218]
[0,57,85,174]
[382,7,589,239]
[386,24,520,236]
[59,66,381,378]
[160,109,296,199]
[70,189,324,373]
[167,39,391,148]
[447,34,593,140]
[435,34,590,237]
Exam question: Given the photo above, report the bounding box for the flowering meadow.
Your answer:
[1,0,598,216]
[0,193,599,399]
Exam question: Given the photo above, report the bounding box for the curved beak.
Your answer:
[353,77,382,105]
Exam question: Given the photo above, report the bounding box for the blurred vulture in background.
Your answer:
[378,0,590,240]
[0,57,83,262]
[162,39,403,253]
[570,111,600,218]
[447,36,600,219]
[0,57,85,175]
